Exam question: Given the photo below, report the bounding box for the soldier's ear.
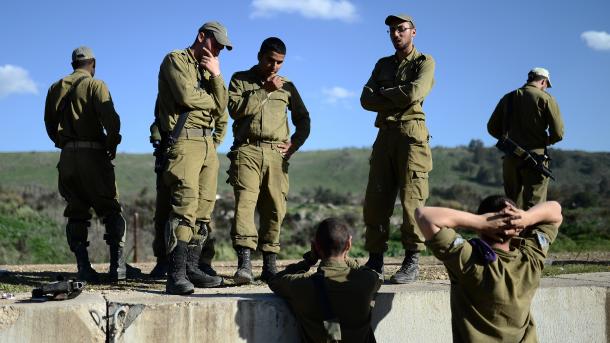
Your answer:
[197,31,206,43]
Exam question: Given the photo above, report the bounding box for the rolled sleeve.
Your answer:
[425,228,476,278]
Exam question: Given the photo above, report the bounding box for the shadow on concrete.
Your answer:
[234,295,299,343]
[371,292,395,332]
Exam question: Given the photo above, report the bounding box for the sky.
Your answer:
[1,0,609,153]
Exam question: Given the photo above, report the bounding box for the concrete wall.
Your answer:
[0,273,608,342]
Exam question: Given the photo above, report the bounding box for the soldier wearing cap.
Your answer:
[227,37,310,284]
[44,46,139,282]
[487,67,564,209]
[155,21,231,294]
[360,14,435,283]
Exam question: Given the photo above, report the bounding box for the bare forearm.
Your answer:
[416,207,485,240]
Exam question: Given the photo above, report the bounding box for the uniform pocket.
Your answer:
[407,171,429,199]
[400,120,429,143]
[408,143,433,172]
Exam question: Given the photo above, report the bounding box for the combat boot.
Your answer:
[234,247,253,285]
[390,251,420,284]
[149,256,169,278]
[108,244,127,282]
[73,242,100,283]
[260,252,278,282]
[365,252,384,275]
[186,242,222,288]
[166,241,195,295]
[198,262,218,277]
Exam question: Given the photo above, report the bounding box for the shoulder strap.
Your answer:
[57,76,88,114]
[312,270,342,342]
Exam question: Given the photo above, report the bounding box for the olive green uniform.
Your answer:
[425,223,558,342]
[227,67,310,253]
[156,48,228,246]
[44,68,125,244]
[268,258,382,343]
[360,47,435,252]
[488,84,564,209]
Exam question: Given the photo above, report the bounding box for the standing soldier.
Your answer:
[156,22,231,294]
[228,37,310,284]
[360,14,435,283]
[149,106,227,278]
[44,46,137,282]
[488,68,564,210]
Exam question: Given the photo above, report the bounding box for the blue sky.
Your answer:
[1,0,609,153]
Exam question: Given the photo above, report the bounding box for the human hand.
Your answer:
[200,47,220,77]
[263,75,284,93]
[107,145,117,160]
[500,202,528,234]
[277,140,294,159]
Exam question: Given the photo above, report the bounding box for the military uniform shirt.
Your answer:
[488,84,564,150]
[156,48,228,138]
[425,223,559,343]
[268,259,382,343]
[228,66,310,149]
[360,47,435,127]
[44,69,121,149]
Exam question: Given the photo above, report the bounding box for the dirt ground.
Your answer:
[2,253,609,294]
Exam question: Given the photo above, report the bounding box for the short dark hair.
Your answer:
[315,218,351,257]
[71,58,94,70]
[259,37,286,55]
[477,195,517,215]
[527,72,547,84]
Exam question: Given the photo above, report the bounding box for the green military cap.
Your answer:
[199,21,233,51]
[385,14,416,28]
[529,67,552,88]
[72,46,95,62]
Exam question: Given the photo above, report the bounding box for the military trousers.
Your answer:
[363,120,432,253]
[163,136,218,244]
[228,144,289,254]
[503,154,550,210]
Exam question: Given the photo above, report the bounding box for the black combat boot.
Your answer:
[73,242,100,283]
[233,247,253,285]
[390,251,420,284]
[260,252,278,282]
[198,262,218,277]
[108,244,127,282]
[149,256,169,278]
[166,241,195,295]
[186,241,222,288]
[198,236,217,276]
[365,252,384,275]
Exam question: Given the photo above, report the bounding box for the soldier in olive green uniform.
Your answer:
[148,111,226,278]
[44,46,136,282]
[488,68,564,210]
[228,37,310,284]
[360,14,435,283]
[417,196,563,342]
[268,218,382,343]
[155,22,231,294]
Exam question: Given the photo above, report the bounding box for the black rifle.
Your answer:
[32,277,86,301]
[155,111,189,173]
[495,137,555,180]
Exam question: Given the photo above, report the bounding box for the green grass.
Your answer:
[542,264,610,277]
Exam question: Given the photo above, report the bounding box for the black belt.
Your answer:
[63,141,105,150]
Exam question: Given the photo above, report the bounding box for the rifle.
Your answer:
[155,111,189,173]
[32,277,86,301]
[495,137,555,180]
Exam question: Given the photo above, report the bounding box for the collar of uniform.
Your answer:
[185,47,198,65]
[319,259,349,269]
[247,65,267,85]
[493,242,522,259]
[523,83,538,90]
[394,46,419,63]
[72,68,92,77]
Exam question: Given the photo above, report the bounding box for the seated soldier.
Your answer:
[268,218,382,343]
[416,196,562,342]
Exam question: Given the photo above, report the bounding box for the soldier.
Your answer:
[148,110,227,278]
[417,196,563,342]
[360,14,435,283]
[227,37,310,284]
[155,21,231,294]
[268,218,382,343]
[488,68,565,210]
[44,46,138,282]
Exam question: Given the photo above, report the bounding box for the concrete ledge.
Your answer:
[1,273,608,342]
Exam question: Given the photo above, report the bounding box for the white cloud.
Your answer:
[0,65,38,98]
[323,86,356,103]
[581,31,610,51]
[251,0,358,22]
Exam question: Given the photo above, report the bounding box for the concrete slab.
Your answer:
[0,292,106,343]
